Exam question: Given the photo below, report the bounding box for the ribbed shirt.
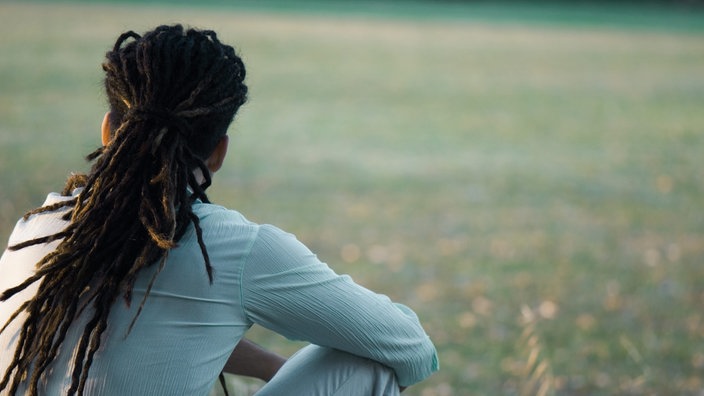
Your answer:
[0,192,438,395]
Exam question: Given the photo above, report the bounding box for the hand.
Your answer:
[223,338,287,382]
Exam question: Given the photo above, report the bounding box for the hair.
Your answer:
[0,24,247,395]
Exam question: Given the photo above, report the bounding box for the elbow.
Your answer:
[394,336,440,387]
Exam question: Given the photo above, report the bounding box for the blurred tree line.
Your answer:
[432,0,703,6]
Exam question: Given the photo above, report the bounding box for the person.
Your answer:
[0,25,438,396]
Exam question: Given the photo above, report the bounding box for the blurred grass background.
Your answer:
[1,1,703,395]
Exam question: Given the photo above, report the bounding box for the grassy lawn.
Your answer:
[1,1,703,394]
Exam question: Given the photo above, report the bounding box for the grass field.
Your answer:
[1,1,704,395]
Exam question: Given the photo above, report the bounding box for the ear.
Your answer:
[205,135,229,174]
[101,112,111,146]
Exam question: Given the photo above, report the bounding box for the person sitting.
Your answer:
[0,24,438,396]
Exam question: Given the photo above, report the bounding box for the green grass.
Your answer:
[1,1,704,394]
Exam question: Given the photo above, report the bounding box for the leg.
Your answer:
[255,345,400,396]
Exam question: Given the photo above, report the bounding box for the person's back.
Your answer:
[1,196,255,394]
[0,25,438,396]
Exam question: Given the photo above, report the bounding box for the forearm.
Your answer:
[223,338,287,382]
[243,225,439,386]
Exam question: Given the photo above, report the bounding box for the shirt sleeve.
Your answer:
[240,224,439,387]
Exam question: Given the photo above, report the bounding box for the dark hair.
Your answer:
[0,24,247,395]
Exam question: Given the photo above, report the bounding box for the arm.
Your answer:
[241,225,439,387]
[223,338,287,382]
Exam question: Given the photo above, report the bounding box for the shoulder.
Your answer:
[191,202,295,243]
[187,204,314,273]
[7,191,75,246]
[192,201,252,225]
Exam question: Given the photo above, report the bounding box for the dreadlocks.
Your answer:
[0,25,247,395]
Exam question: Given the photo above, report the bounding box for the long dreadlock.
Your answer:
[0,25,247,395]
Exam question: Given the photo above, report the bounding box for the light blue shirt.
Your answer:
[0,192,438,395]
